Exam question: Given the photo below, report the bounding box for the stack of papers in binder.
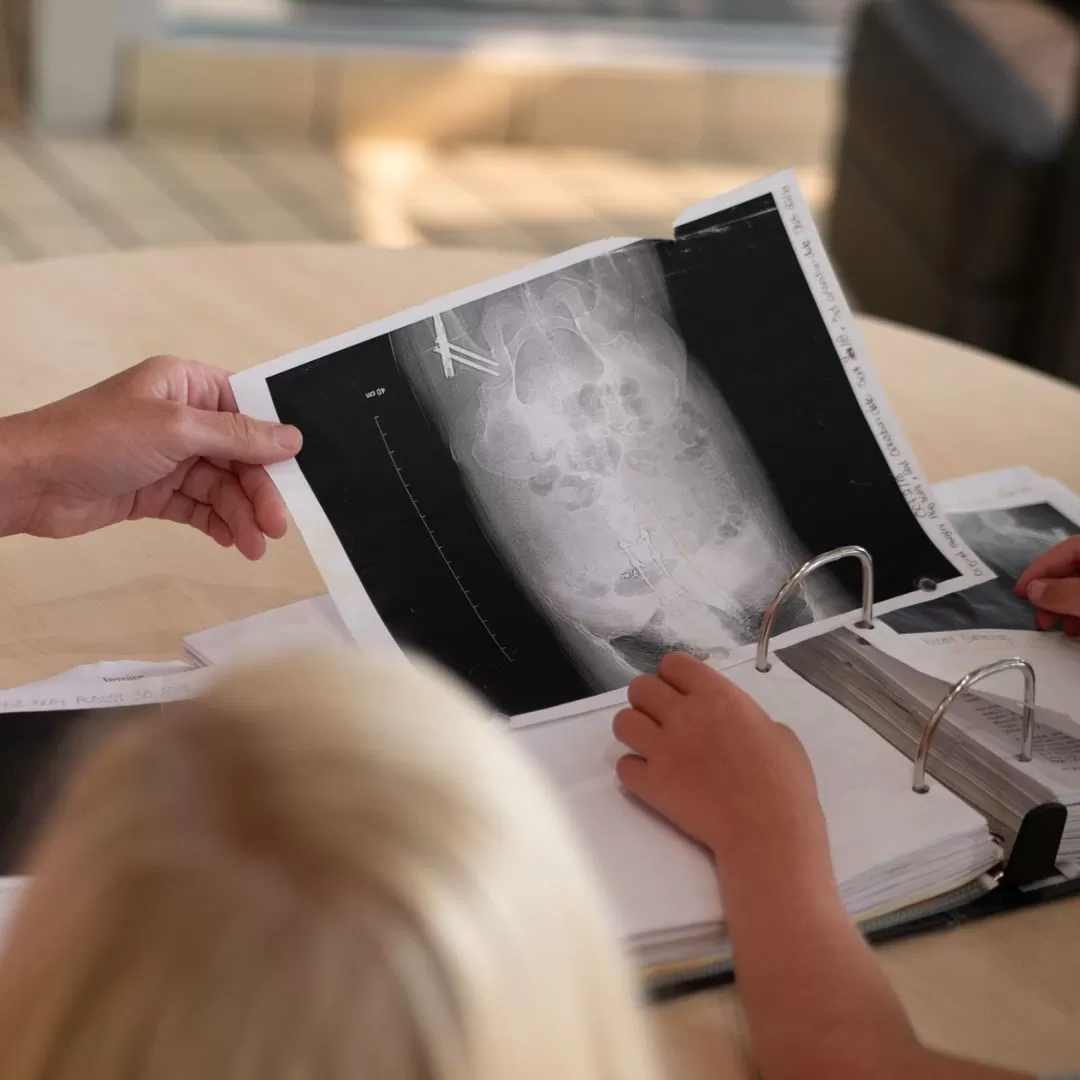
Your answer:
[513,658,1000,975]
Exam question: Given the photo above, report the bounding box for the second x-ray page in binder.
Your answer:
[512,658,999,971]
[856,468,1080,720]
[231,170,987,726]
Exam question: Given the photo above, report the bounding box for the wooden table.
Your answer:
[2,244,1079,1077]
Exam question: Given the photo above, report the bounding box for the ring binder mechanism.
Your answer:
[912,659,1036,794]
[766,550,1069,895]
[756,545,875,673]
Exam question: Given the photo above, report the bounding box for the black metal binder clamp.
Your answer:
[912,659,1036,794]
[755,545,875,674]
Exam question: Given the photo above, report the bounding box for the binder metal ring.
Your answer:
[912,658,1036,794]
[755,545,875,673]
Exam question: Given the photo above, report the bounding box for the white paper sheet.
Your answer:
[182,596,350,666]
[0,665,212,714]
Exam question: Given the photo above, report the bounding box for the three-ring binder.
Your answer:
[756,545,1063,887]
[755,544,1042,794]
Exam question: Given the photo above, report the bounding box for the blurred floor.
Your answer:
[0,130,832,263]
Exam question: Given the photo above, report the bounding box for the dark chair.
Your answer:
[829,0,1080,381]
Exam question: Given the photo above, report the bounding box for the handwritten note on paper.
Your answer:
[0,667,213,715]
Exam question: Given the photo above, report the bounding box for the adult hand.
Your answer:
[612,652,829,875]
[1014,535,1080,636]
[0,355,301,560]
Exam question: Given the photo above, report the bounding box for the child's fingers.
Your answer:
[613,708,661,757]
[615,753,651,797]
[1036,609,1060,631]
[1063,615,1080,637]
[1015,536,1080,594]
[656,651,729,694]
[1027,577,1080,618]
[628,674,683,723]
[656,651,710,692]
[657,654,768,727]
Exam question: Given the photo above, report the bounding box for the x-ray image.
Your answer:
[387,243,848,691]
[883,503,1080,635]
[264,192,961,717]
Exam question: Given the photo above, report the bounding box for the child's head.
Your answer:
[0,649,658,1080]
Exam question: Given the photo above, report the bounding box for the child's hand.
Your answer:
[612,652,828,874]
[1014,535,1080,635]
[616,654,1028,1080]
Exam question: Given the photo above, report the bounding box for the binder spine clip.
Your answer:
[1000,802,1067,889]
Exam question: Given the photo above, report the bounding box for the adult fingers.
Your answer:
[181,460,265,560]
[612,708,661,757]
[168,405,301,468]
[1035,609,1060,632]
[1014,536,1080,594]
[158,492,234,549]
[627,674,683,723]
[1027,578,1080,618]
[237,462,288,540]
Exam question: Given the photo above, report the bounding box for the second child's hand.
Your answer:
[1014,535,1080,636]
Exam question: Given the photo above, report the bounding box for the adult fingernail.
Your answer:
[1028,580,1046,605]
[274,424,302,452]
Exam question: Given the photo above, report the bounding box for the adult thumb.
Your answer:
[178,408,302,465]
[1027,578,1080,617]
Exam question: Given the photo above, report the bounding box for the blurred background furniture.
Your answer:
[0,0,29,122]
[0,0,844,264]
[830,0,1080,383]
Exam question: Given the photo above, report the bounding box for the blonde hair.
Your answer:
[0,648,660,1080]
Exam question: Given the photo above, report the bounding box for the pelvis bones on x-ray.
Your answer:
[400,249,847,688]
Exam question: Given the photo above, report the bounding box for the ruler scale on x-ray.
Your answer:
[374,414,515,661]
